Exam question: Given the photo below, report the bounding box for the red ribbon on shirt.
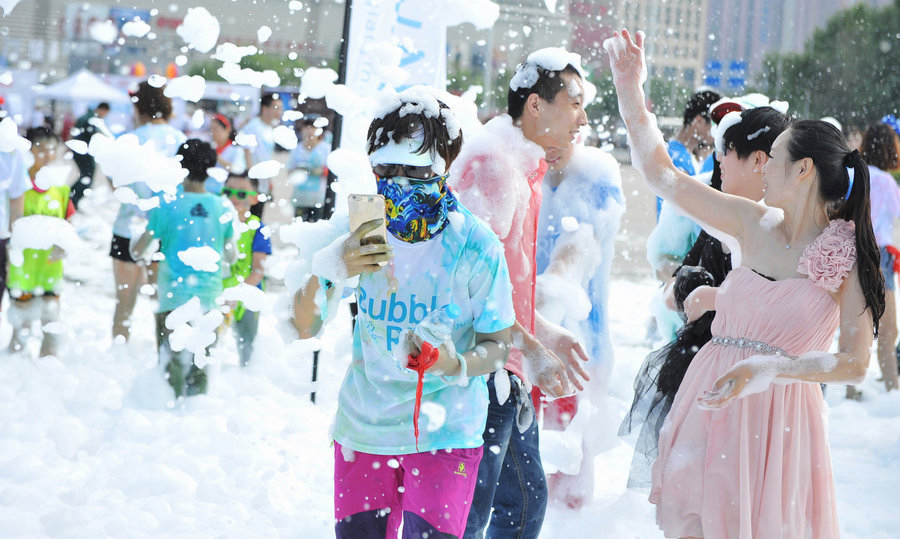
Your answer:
[406,341,441,452]
[886,245,900,273]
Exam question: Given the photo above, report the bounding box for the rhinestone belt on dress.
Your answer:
[710,336,798,360]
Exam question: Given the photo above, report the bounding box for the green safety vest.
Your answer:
[8,185,70,295]
[223,215,264,320]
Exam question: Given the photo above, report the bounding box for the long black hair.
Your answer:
[786,120,885,335]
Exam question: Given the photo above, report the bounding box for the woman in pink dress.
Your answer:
[604,30,885,539]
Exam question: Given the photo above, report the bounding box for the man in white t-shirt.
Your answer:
[238,93,283,198]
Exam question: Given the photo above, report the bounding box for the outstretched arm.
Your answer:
[604,29,760,246]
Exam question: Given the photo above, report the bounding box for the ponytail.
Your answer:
[787,121,885,336]
[835,148,884,334]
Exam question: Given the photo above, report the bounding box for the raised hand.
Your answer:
[602,29,647,88]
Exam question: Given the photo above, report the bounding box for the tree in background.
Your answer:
[189,52,337,87]
[763,1,900,124]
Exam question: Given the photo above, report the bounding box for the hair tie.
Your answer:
[842,148,861,168]
[843,149,859,200]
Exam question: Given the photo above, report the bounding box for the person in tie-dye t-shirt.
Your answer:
[291,89,515,539]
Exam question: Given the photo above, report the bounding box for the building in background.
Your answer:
[0,0,343,78]
[446,0,571,115]
[2,0,895,122]
[613,0,710,89]
[704,0,894,91]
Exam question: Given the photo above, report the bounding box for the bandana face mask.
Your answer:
[376,173,457,243]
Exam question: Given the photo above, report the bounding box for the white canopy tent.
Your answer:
[35,69,133,105]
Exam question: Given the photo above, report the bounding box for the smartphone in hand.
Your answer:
[348,194,388,245]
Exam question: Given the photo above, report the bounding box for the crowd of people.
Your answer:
[0,26,897,539]
[0,81,315,397]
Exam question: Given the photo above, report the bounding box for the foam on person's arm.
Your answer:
[275,218,355,340]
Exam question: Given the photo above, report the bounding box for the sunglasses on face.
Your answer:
[376,173,448,187]
[372,163,436,180]
[222,187,257,200]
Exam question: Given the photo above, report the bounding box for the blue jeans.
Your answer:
[464,373,547,539]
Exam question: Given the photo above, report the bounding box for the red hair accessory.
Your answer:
[710,99,744,125]
[213,113,232,132]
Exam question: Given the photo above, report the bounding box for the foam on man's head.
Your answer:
[509,48,585,92]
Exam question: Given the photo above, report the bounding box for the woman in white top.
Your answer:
[110,81,187,341]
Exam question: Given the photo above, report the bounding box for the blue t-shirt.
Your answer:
[667,140,697,176]
[699,153,715,174]
[251,228,272,255]
[147,191,234,312]
[332,205,516,455]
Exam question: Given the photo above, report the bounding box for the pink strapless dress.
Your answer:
[650,220,857,539]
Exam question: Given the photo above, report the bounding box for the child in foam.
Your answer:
[607,29,884,539]
[291,89,515,538]
[132,139,236,398]
[7,127,76,358]
[221,172,271,367]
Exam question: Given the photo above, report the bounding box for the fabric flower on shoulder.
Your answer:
[797,219,856,292]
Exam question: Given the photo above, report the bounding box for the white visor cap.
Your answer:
[368,136,446,175]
